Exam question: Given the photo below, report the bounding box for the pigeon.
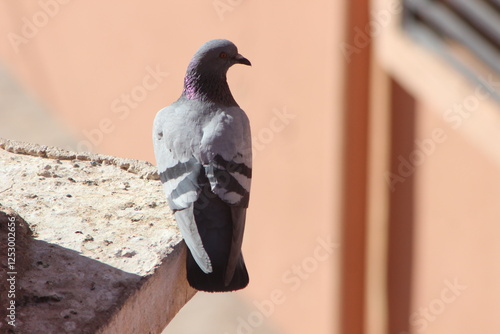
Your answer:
[153,39,252,292]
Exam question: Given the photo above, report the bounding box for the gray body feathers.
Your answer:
[153,96,251,291]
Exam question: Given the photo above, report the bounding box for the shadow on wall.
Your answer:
[0,64,79,149]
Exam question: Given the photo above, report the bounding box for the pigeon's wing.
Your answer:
[153,104,212,273]
[200,106,252,207]
[199,106,252,283]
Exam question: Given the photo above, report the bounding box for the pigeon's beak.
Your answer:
[234,53,251,66]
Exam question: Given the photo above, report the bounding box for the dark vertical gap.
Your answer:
[339,0,371,332]
[387,79,416,334]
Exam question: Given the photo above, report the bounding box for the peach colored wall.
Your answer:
[412,101,500,334]
[0,1,345,333]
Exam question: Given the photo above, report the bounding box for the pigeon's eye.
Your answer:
[219,52,228,58]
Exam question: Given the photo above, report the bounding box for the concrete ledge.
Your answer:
[0,138,196,333]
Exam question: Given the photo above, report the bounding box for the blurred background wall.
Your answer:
[1,0,500,333]
[0,1,342,334]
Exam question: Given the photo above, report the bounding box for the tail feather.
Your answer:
[187,249,248,292]
[184,183,249,292]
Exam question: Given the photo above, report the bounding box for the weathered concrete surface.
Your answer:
[0,138,196,334]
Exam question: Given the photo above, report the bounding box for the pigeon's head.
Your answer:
[189,39,251,75]
[183,39,250,105]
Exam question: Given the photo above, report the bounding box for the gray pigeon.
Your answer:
[153,39,252,292]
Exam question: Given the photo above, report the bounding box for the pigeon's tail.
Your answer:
[186,183,249,292]
[186,249,248,292]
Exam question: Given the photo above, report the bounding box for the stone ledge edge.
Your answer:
[0,138,159,180]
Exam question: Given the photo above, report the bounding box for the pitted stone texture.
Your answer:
[0,139,195,334]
